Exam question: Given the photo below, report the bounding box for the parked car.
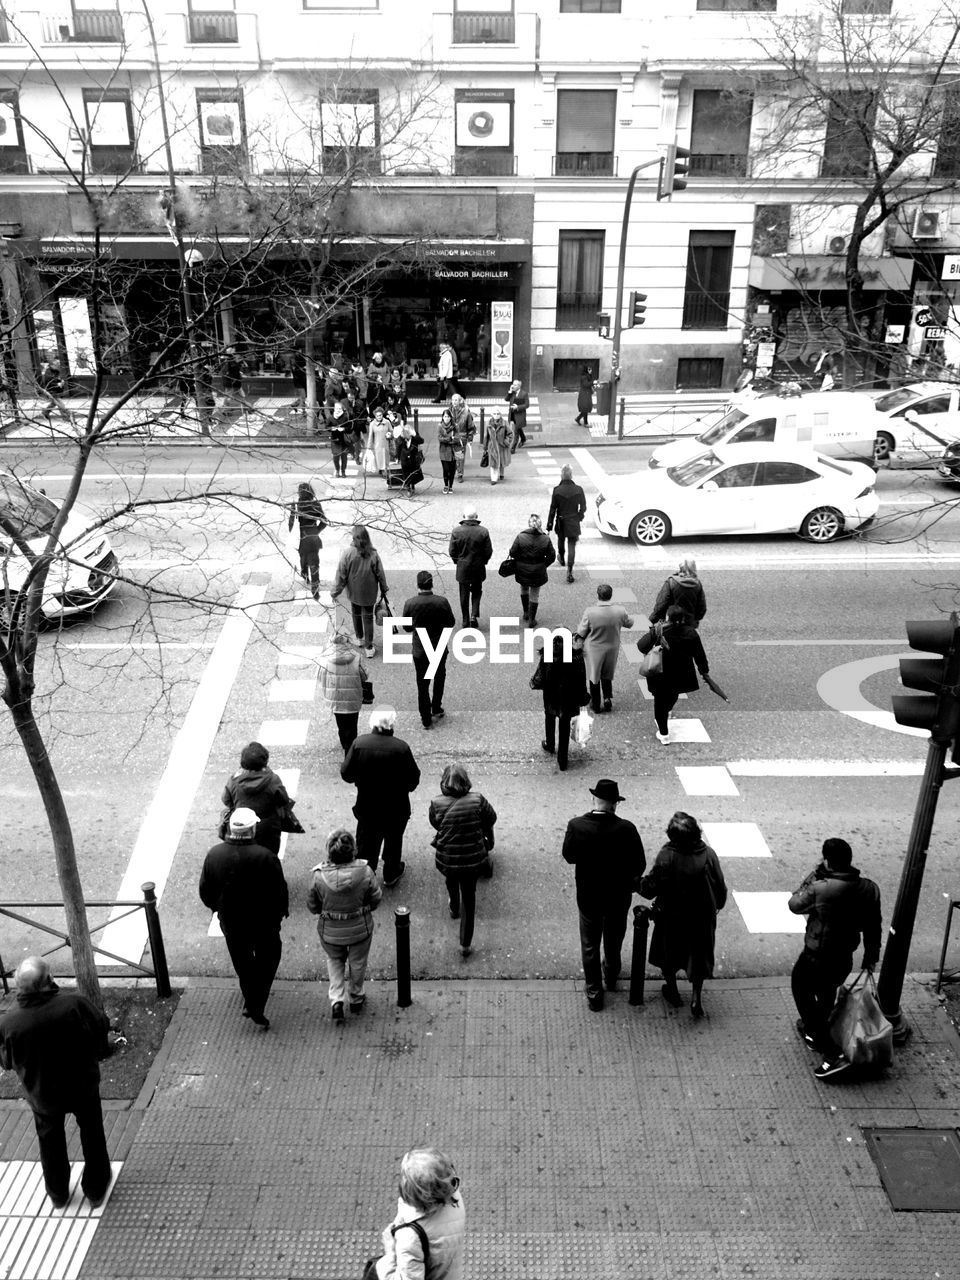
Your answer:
[872,382,960,465]
[936,440,960,483]
[648,392,880,471]
[0,471,119,619]
[594,444,879,545]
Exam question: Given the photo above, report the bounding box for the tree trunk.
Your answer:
[9,698,102,1008]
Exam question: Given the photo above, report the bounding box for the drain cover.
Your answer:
[864,1128,960,1211]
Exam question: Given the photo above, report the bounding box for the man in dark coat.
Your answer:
[341,705,421,887]
[547,465,588,583]
[0,956,112,1209]
[649,558,707,628]
[449,505,494,628]
[788,837,882,1081]
[402,570,457,728]
[562,780,646,1010]
[200,807,289,1030]
[539,634,589,772]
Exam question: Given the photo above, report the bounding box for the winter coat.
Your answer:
[401,592,457,661]
[375,1195,466,1280]
[307,858,382,946]
[649,573,707,627]
[509,528,556,588]
[0,985,109,1112]
[788,866,882,970]
[328,417,351,456]
[577,373,594,415]
[547,479,588,540]
[340,730,421,819]
[438,421,458,463]
[385,386,410,424]
[562,811,646,914]
[429,791,497,875]
[396,432,424,483]
[222,767,291,846]
[450,399,475,445]
[317,638,367,715]
[485,419,512,471]
[576,602,635,681]
[199,837,290,930]
[505,386,529,432]
[539,637,589,718]
[349,368,368,402]
[641,840,727,982]
[367,418,392,472]
[449,519,493,583]
[637,620,708,694]
[333,545,388,607]
[287,496,327,538]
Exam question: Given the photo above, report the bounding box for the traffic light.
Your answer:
[628,291,647,327]
[892,615,960,754]
[597,312,611,340]
[657,143,690,201]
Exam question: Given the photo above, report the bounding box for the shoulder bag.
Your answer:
[361,1218,430,1280]
[638,623,668,680]
[498,556,516,578]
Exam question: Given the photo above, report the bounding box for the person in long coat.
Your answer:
[366,406,392,475]
[222,740,294,856]
[547,464,587,583]
[509,513,556,626]
[505,378,529,451]
[307,827,382,1021]
[636,604,709,744]
[317,629,369,754]
[437,408,459,494]
[429,762,497,957]
[483,410,512,485]
[449,506,493,628]
[649,558,707,629]
[538,634,589,771]
[640,811,727,1019]
[575,583,635,714]
[331,524,389,656]
[450,393,475,482]
[395,422,425,495]
[575,366,594,426]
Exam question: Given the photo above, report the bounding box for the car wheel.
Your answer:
[874,431,894,463]
[799,507,843,542]
[629,510,671,545]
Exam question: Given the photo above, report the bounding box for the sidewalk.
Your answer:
[1,974,955,1279]
[537,391,729,450]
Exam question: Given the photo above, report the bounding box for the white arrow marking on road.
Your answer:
[816,653,928,738]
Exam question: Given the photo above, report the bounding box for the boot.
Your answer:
[601,677,613,713]
[589,682,602,713]
[520,592,530,622]
[528,603,538,626]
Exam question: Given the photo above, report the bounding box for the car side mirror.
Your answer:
[903,410,921,425]
[702,480,719,492]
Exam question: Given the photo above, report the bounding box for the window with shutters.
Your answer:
[188,0,237,43]
[690,89,752,177]
[197,89,246,176]
[821,91,875,178]
[560,0,621,11]
[82,89,136,174]
[555,90,616,175]
[453,0,515,43]
[0,92,28,174]
[682,231,734,330]
[320,90,380,175]
[556,231,605,329]
[676,357,724,390]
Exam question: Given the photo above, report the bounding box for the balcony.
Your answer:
[556,294,603,330]
[553,151,617,176]
[89,147,139,175]
[689,152,748,177]
[681,293,730,330]
[454,152,517,177]
[188,11,238,43]
[47,10,123,42]
[453,12,516,43]
[322,147,381,177]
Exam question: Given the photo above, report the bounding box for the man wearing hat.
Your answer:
[341,706,421,888]
[199,807,290,1030]
[561,781,646,1011]
[401,570,457,728]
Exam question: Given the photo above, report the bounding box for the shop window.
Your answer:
[0,92,28,174]
[197,90,246,176]
[188,0,237,43]
[320,90,379,176]
[676,357,724,389]
[82,89,137,174]
[682,230,734,330]
[821,90,875,178]
[935,89,960,177]
[696,0,775,8]
[453,0,515,44]
[455,90,514,177]
[560,0,621,11]
[555,90,616,176]
[690,89,751,177]
[557,230,604,329]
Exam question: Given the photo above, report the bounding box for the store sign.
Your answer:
[941,256,960,280]
[490,301,513,381]
[435,266,513,281]
[884,324,905,344]
[925,326,948,339]
[756,341,776,370]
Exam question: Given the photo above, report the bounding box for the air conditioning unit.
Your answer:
[824,234,850,255]
[912,208,944,240]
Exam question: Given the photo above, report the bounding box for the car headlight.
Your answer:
[596,494,604,508]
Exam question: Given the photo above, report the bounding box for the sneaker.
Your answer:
[332,1001,344,1023]
[814,1054,852,1080]
[384,863,406,888]
[656,731,671,745]
[587,993,604,1012]
[795,1019,816,1049]
[364,647,376,658]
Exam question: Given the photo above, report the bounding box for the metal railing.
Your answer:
[452,12,516,42]
[188,10,239,42]
[47,10,124,42]
[0,881,171,999]
[689,152,748,177]
[553,151,617,176]
[453,152,517,177]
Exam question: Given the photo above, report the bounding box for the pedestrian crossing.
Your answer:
[0,1161,120,1280]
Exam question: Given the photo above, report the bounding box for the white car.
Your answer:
[0,471,119,619]
[872,382,960,464]
[594,445,879,545]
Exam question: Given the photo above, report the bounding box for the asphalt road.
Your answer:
[3,439,960,985]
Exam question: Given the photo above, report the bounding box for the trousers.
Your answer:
[458,581,482,625]
[33,1095,111,1203]
[556,532,579,570]
[652,684,681,735]
[413,651,448,724]
[222,922,283,1020]
[544,710,573,770]
[578,902,631,1001]
[791,948,849,1055]
[334,712,359,752]
[356,811,409,879]
[298,533,321,600]
[321,934,373,1004]
[351,603,375,648]
[445,871,479,948]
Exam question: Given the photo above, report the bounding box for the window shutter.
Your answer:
[557,91,616,152]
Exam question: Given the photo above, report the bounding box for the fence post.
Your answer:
[618,396,625,441]
[628,905,651,1006]
[395,906,411,1007]
[413,407,419,434]
[141,882,171,999]
[479,406,485,444]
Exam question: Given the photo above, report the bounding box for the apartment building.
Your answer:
[0,0,955,394]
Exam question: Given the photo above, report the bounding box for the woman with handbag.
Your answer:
[317,629,370,755]
[636,604,709,745]
[221,741,298,855]
[508,513,556,625]
[331,524,389,658]
[429,763,497,958]
[483,409,512,484]
[365,1147,465,1280]
[640,810,726,1019]
[395,421,425,496]
[307,828,382,1022]
[535,634,589,772]
[437,408,459,493]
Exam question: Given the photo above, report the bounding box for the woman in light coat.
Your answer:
[331,524,389,657]
[483,410,512,485]
[367,406,392,475]
[307,828,382,1022]
[373,1148,466,1280]
[317,629,368,753]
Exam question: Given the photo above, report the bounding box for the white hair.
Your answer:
[463,505,479,519]
[369,704,397,731]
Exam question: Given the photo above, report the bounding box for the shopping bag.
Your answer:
[361,447,377,474]
[828,970,894,1069]
[374,594,392,626]
[572,710,593,746]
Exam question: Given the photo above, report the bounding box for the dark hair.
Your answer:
[240,741,269,770]
[440,408,453,423]
[297,482,315,499]
[326,828,357,865]
[440,763,471,797]
[665,604,687,625]
[352,524,372,557]
[666,810,702,849]
[597,583,613,602]
[822,837,853,871]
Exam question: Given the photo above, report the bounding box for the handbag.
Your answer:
[637,623,667,679]
[374,594,392,626]
[277,799,304,835]
[361,1219,430,1280]
[217,807,231,840]
[497,556,516,578]
[480,447,489,468]
[361,678,375,705]
[828,970,894,1069]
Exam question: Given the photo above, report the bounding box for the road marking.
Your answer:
[256,719,310,746]
[569,447,609,492]
[733,891,806,934]
[816,653,928,738]
[97,582,267,968]
[702,822,772,858]
[675,765,739,796]
[726,758,924,776]
[284,616,329,633]
[278,645,326,666]
[736,639,909,646]
[664,718,711,743]
[52,641,217,650]
[268,678,316,702]
[0,1160,120,1280]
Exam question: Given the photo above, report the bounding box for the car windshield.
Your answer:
[874,388,918,413]
[698,409,747,445]
[0,475,58,538]
[667,452,722,487]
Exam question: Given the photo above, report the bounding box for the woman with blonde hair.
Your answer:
[367,1147,465,1280]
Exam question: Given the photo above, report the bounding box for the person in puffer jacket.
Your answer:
[307,827,382,1022]
[317,629,369,754]
[429,763,497,958]
[221,741,293,855]
[648,558,707,628]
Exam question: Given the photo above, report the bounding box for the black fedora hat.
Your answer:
[590,779,625,803]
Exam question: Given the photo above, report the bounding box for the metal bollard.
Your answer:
[617,396,626,441]
[628,905,651,1006]
[413,407,419,433]
[395,906,411,1007]
[141,882,172,999]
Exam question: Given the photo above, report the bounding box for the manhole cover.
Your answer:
[864,1128,960,1211]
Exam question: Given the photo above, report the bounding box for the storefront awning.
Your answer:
[32,234,532,264]
[749,254,912,292]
